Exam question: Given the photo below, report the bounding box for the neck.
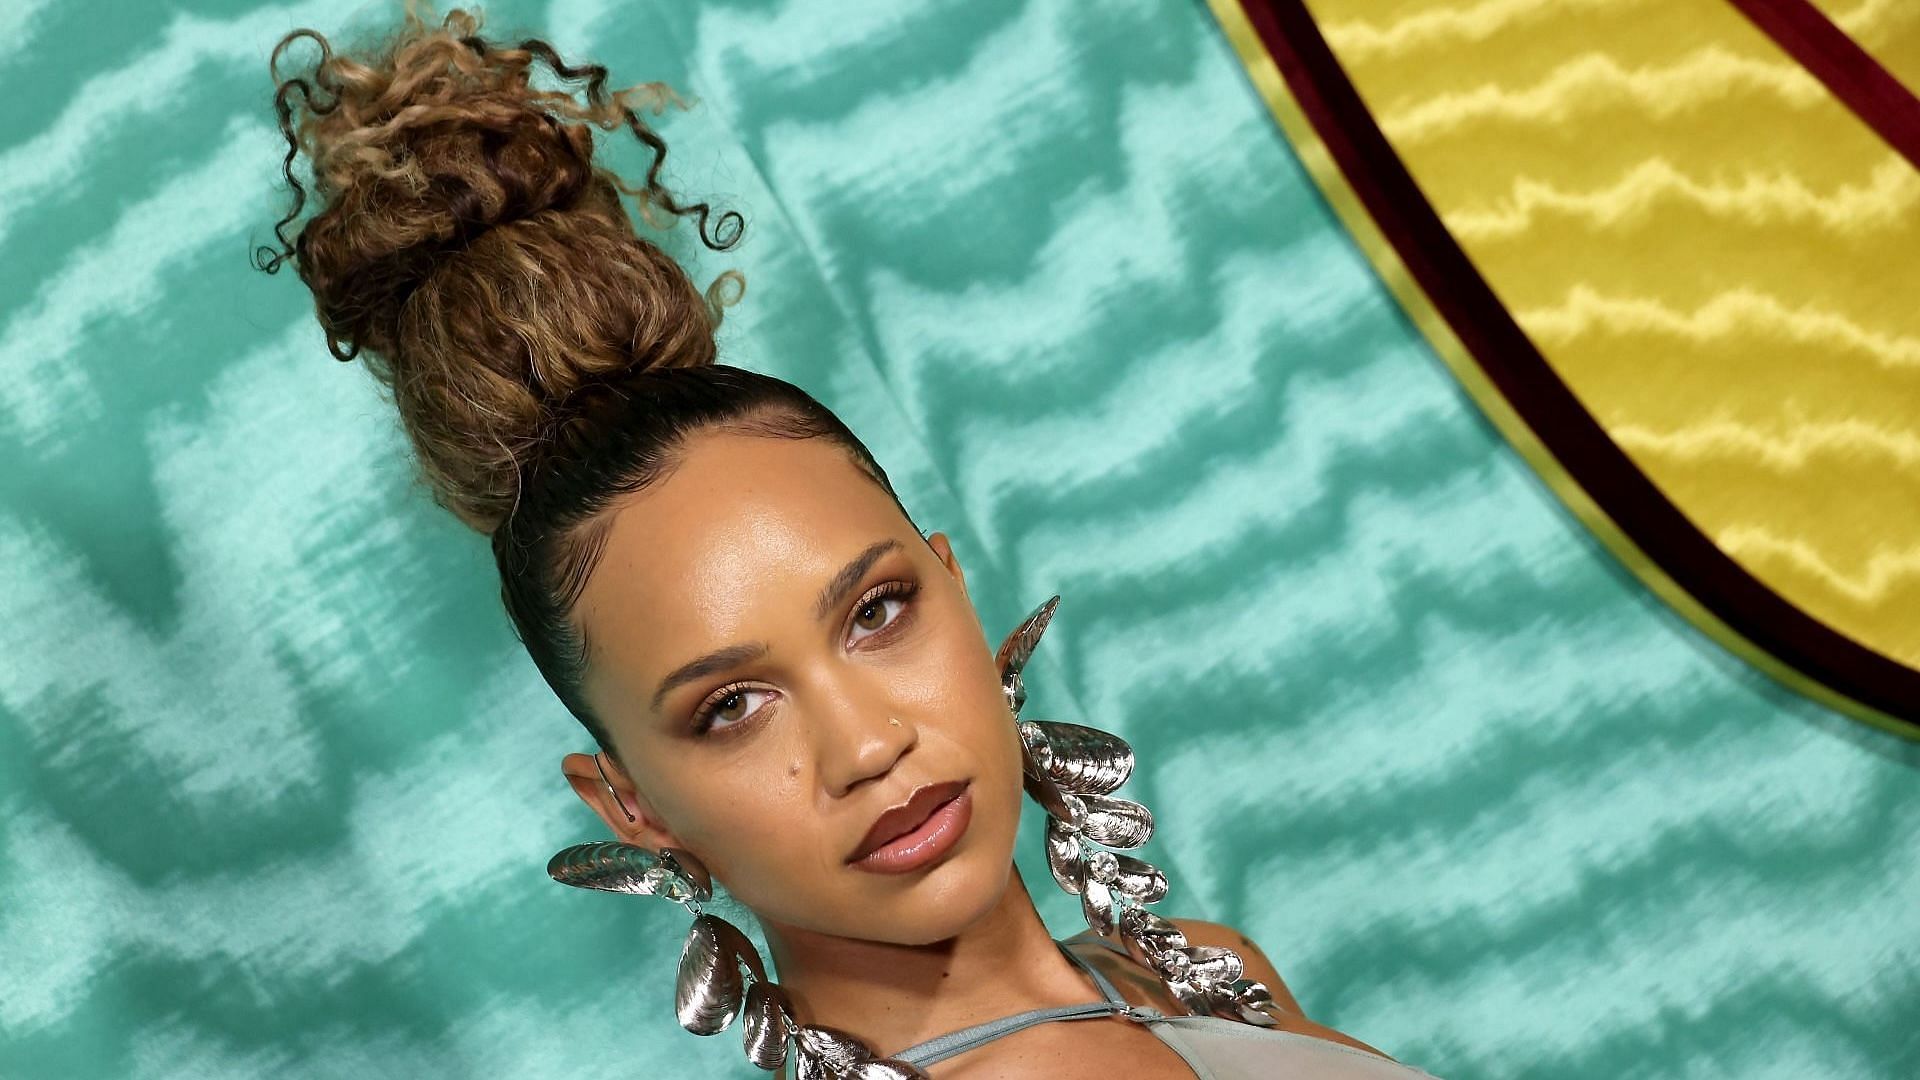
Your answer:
[758,864,1100,1058]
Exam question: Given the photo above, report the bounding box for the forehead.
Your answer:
[574,429,908,699]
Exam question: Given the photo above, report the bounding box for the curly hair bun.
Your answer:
[261,4,744,535]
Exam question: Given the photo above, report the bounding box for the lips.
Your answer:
[846,779,969,864]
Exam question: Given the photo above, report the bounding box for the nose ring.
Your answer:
[888,717,902,726]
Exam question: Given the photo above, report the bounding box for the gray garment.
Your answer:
[891,930,1442,1078]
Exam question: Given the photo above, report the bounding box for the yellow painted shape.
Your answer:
[1311,0,1920,665]
[1207,0,1916,737]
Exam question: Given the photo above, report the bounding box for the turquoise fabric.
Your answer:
[2,1,1914,1077]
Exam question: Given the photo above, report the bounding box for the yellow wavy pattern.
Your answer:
[1445,155,1920,242]
[1306,0,1920,668]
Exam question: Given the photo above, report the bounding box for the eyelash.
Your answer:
[688,580,923,738]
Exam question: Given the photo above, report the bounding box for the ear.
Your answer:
[925,530,969,598]
[559,751,682,851]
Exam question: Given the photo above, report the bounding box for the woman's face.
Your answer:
[571,427,1024,945]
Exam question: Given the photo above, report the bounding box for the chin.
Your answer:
[887,795,1021,945]
[934,855,1018,944]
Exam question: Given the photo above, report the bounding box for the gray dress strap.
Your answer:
[889,936,1157,1069]
[887,933,1441,1080]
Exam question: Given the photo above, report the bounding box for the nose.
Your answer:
[818,701,917,799]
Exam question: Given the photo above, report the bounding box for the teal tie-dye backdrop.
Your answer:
[3,1,1914,1077]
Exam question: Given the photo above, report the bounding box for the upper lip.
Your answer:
[846,779,969,863]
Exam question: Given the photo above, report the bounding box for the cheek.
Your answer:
[679,767,846,923]
[900,601,1010,719]
[652,758,812,878]
[911,626,1025,819]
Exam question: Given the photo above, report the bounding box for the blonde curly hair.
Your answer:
[258,2,744,535]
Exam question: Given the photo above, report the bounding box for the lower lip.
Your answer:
[850,786,973,874]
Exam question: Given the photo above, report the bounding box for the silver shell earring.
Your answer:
[543,594,1278,1078]
[999,595,1281,1027]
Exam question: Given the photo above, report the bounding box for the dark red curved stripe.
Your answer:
[1727,0,1920,171]
[1235,0,1920,731]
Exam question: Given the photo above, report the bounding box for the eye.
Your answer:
[848,581,919,644]
[691,683,774,737]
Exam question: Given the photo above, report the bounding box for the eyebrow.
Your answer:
[812,538,903,623]
[649,538,905,712]
[648,640,768,714]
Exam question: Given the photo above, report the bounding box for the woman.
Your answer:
[259,7,1438,1077]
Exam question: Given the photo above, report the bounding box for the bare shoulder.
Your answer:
[1164,917,1304,1014]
